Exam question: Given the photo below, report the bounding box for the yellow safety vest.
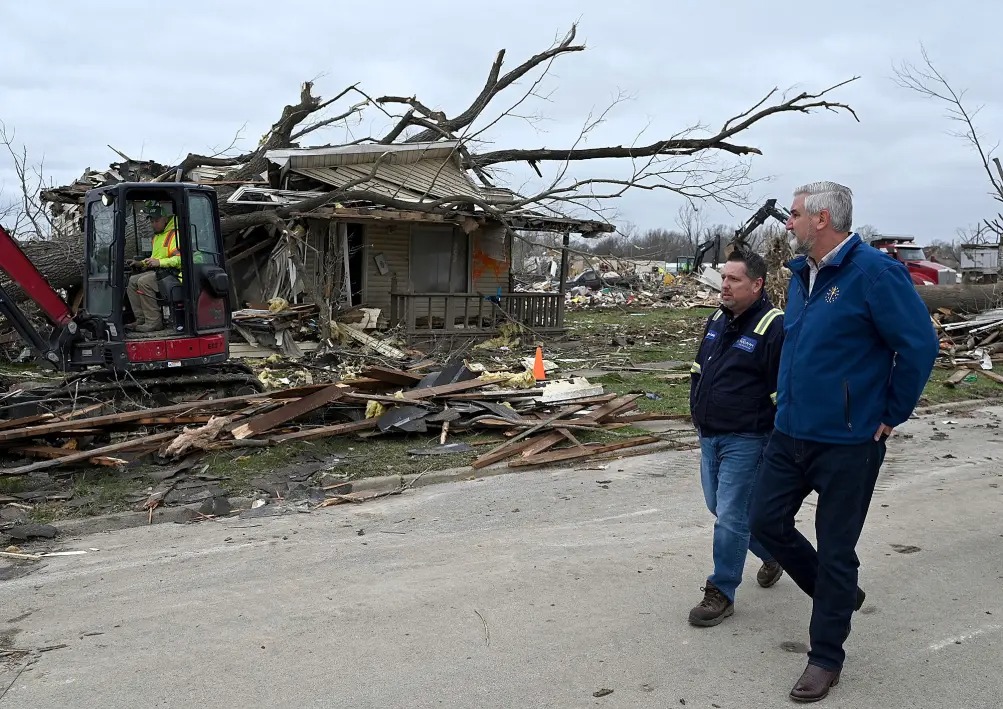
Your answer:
[152,217,181,272]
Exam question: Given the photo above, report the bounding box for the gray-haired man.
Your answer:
[749,181,939,702]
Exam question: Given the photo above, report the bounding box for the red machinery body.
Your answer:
[869,235,958,286]
[0,182,233,373]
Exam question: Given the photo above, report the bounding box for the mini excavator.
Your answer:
[0,182,261,416]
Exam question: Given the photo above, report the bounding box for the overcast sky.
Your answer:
[3,0,1000,244]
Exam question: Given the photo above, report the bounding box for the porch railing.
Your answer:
[389,292,564,334]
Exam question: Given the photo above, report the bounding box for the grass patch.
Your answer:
[590,371,691,417]
[197,432,501,486]
[919,368,1003,407]
[562,308,711,364]
[29,470,147,523]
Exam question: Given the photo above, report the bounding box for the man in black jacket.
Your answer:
[687,250,785,626]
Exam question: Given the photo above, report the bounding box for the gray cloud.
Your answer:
[2,0,999,243]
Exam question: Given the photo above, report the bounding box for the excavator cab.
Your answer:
[0,182,233,374]
[82,183,232,369]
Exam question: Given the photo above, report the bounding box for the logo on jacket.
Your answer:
[733,335,757,353]
[705,331,718,340]
[825,286,840,303]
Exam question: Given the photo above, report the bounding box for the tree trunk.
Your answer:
[2,235,85,302]
[4,226,145,304]
[918,283,1003,314]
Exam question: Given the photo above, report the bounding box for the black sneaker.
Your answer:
[688,581,734,627]
[757,560,783,588]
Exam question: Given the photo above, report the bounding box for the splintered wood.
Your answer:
[934,306,1003,391]
[0,361,671,478]
[471,394,660,469]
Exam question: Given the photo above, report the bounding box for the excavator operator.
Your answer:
[126,202,180,333]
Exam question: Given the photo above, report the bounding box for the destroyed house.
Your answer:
[220,142,613,340]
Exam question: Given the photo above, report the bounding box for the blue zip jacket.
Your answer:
[689,293,785,436]
[775,233,940,444]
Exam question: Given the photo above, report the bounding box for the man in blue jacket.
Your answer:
[749,181,939,702]
[688,249,785,627]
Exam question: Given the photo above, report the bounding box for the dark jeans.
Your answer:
[749,430,885,670]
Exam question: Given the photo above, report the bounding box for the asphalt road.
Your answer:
[1,405,1001,708]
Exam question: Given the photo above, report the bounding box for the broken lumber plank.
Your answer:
[606,412,691,423]
[443,389,545,401]
[471,434,557,469]
[471,404,586,469]
[357,366,425,386]
[0,393,275,445]
[128,415,215,426]
[338,325,408,360]
[0,402,106,432]
[943,369,971,388]
[519,431,566,457]
[400,379,495,400]
[2,431,178,476]
[231,385,345,440]
[508,436,661,468]
[269,418,379,444]
[557,428,582,447]
[977,369,1003,385]
[581,394,643,423]
[14,445,127,467]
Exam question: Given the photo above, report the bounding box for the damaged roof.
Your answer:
[265,142,613,234]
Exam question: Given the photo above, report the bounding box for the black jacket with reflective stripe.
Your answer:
[688,294,785,436]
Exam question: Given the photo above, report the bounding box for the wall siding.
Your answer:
[365,222,409,314]
[471,223,511,296]
[298,219,514,329]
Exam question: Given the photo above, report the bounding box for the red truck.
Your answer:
[869,235,959,286]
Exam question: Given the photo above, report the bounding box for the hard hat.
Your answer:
[141,201,170,218]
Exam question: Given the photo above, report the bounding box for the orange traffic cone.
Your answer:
[533,346,546,381]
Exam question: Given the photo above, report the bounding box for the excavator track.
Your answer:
[0,362,265,420]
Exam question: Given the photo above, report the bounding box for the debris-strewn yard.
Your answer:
[4,305,1003,535]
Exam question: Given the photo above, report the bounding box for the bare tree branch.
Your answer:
[290,101,368,141]
[404,24,585,144]
[893,45,1003,204]
[468,77,860,169]
[0,121,54,239]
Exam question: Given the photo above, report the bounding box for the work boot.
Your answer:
[688,581,734,627]
[757,560,783,588]
[133,319,165,333]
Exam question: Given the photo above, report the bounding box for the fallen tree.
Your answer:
[3,23,859,304]
[918,283,1003,315]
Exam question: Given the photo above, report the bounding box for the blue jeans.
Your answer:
[699,432,775,602]
[749,430,885,670]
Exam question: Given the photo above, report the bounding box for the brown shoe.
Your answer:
[687,581,734,627]
[757,560,783,588]
[790,663,840,703]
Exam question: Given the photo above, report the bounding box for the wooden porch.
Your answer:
[389,292,565,336]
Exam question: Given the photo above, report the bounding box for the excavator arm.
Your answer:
[0,224,80,368]
[730,198,791,252]
[691,198,791,271]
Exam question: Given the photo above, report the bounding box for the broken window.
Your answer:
[410,226,468,293]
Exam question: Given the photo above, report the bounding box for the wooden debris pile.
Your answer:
[933,307,1003,387]
[0,362,677,489]
[230,302,322,358]
[468,393,673,470]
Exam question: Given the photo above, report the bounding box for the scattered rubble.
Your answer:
[0,354,678,526]
[560,271,720,312]
[934,307,1003,387]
